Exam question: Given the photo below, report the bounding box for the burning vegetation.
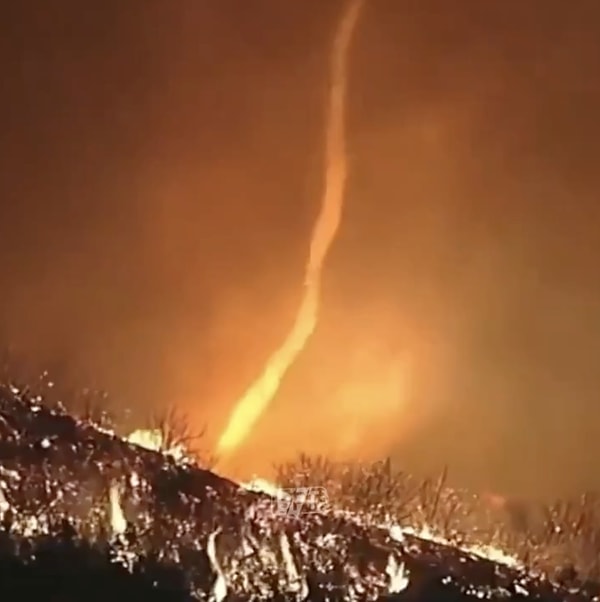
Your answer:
[1,379,600,601]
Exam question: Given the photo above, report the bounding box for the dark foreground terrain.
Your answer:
[0,382,597,601]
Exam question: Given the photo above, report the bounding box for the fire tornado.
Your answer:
[216,0,366,459]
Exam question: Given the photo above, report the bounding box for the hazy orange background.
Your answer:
[1,0,600,497]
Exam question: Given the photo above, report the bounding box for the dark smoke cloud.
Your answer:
[1,0,599,497]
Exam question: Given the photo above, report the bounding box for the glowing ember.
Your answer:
[216,0,366,459]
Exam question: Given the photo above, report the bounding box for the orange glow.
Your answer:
[328,353,410,455]
[216,0,366,459]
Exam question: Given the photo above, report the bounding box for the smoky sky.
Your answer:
[1,0,600,497]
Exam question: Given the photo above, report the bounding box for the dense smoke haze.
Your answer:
[1,0,600,497]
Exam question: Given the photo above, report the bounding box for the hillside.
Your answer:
[0,381,596,601]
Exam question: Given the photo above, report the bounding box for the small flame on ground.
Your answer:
[125,429,186,461]
[386,554,410,593]
[280,532,308,595]
[109,483,127,536]
[0,485,10,517]
[207,529,228,602]
[126,429,163,452]
[402,525,522,569]
[241,477,287,497]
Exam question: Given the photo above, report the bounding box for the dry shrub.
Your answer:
[147,406,215,469]
[275,453,600,581]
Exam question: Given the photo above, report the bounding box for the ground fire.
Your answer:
[1,380,600,601]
